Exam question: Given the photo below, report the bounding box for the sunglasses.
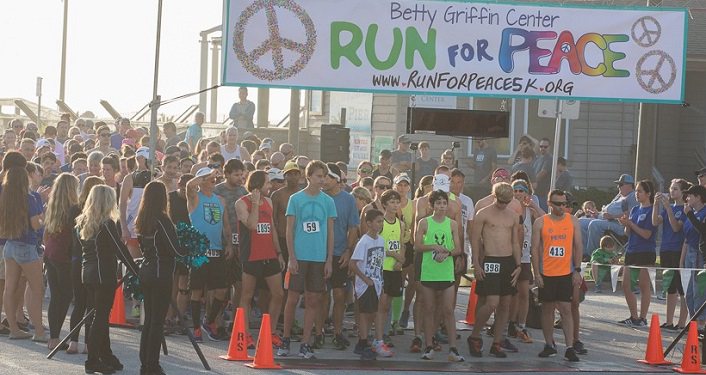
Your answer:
[550,201,568,207]
[376,184,391,190]
[359,168,372,174]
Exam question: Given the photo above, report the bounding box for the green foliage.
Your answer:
[571,187,617,211]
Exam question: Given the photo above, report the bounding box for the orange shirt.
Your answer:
[540,214,574,277]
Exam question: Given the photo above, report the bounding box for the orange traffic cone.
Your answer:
[674,321,706,373]
[245,314,281,369]
[459,280,478,325]
[109,283,133,328]
[638,314,672,365]
[220,308,253,361]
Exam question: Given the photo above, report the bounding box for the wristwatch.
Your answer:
[574,267,582,273]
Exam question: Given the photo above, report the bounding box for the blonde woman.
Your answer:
[43,173,80,350]
[75,185,134,374]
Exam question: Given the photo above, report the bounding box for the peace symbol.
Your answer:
[635,50,676,94]
[233,0,317,81]
[631,16,661,48]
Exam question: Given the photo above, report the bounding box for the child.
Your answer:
[577,201,598,219]
[350,209,386,360]
[590,236,618,293]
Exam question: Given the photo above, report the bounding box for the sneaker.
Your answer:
[618,317,635,326]
[508,322,518,338]
[432,334,442,352]
[354,341,366,355]
[517,328,533,343]
[467,336,483,358]
[277,337,291,356]
[638,317,648,327]
[421,346,434,360]
[573,340,588,355]
[448,347,465,362]
[565,347,580,362]
[202,322,220,341]
[192,328,203,343]
[382,334,394,348]
[299,343,316,359]
[657,290,667,300]
[399,310,410,329]
[489,342,507,358]
[410,336,423,353]
[374,339,394,357]
[312,334,324,349]
[661,323,675,330]
[271,333,283,349]
[500,338,518,353]
[594,285,602,293]
[538,344,558,358]
[360,345,377,360]
[8,330,32,340]
[333,334,348,350]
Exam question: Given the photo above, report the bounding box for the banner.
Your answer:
[222,0,687,103]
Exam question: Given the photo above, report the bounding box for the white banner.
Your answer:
[222,0,687,103]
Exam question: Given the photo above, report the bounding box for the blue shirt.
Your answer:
[660,204,685,252]
[184,123,203,150]
[286,190,337,262]
[189,192,224,250]
[329,190,359,257]
[626,205,656,253]
[110,133,124,150]
[684,206,706,249]
[5,192,44,246]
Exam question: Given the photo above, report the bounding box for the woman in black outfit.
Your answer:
[136,181,184,375]
[75,185,135,374]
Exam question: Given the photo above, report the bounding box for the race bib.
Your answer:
[523,240,529,250]
[232,233,239,245]
[388,240,401,251]
[256,223,271,235]
[205,249,221,258]
[484,262,501,274]
[548,246,565,257]
[303,221,320,233]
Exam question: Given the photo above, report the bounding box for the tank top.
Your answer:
[381,217,402,271]
[220,144,242,161]
[521,207,532,264]
[420,216,454,282]
[126,170,151,237]
[189,191,224,251]
[540,214,574,276]
[399,200,414,244]
[239,196,277,262]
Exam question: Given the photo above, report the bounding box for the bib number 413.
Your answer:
[549,246,565,257]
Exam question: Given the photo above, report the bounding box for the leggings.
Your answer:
[46,259,73,339]
[139,275,172,370]
[86,283,116,365]
[69,260,92,342]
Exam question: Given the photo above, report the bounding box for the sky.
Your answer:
[0,0,293,123]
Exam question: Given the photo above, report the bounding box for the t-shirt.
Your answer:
[555,170,573,192]
[184,123,203,150]
[511,161,536,184]
[350,233,385,298]
[473,146,497,184]
[229,100,256,129]
[590,248,616,265]
[286,190,337,262]
[391,150,412,171]
[626,205,656,253]
[660,204,685,252]
[533,153,552,194]
[415,157,438,183]
[684,206,706,249]
[166,135,181,148]
[214,182,248,242]
[12,192,44,245]
[110,133,124,150]
[328,190,359,257]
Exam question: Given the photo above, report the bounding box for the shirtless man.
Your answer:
[156,155,180,192]
[271,161,302,271]
[468,182,521,358]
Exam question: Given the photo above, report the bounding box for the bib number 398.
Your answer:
[549,246,565,257]
[303,221,320,233]
[484,262,500,274]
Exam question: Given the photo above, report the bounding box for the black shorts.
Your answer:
[420,281,455,291]
[243,258,281,279]
[329,256,349,289]
[383,270,403,297]
[539,274,573,303]
[403,243,415,268]
[660,251,684,296]
[625,251,656,266]
[289,260,326,293]
[475,256,517,297]
[189,255,229,291]
[519,263,534,283]
[357,286,379,314]
[454,254,468,278]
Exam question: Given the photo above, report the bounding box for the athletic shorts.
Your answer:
[403,243,415,268]
[288,260,326,293]
[329,256,349,289]
[357,286,379,314]
[660,251,683,296]
[475,255,517,297]
[538,274,573,303]
[420,281,455,291]
[625,251,656,266]
[519,263,534,283]
[383,270,403,297]
[243,258,281,279]
[189,255,229,291]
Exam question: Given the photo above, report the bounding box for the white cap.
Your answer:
[394,173,411,185]
[136,147,150,159]
[36,138,52,149]
[267,167,284,181]
[259,142,272,151]
[432,174,451,192]
[195,167,214,178]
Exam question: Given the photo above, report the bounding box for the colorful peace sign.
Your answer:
[631,16,661,48]
[635,50,676,94]
[233,0,317,81]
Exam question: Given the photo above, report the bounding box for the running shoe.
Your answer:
[192,327,203,343]
[489,342,507,358]
[360,345,377,360]
[432,334,442,351]
[383,334,394,348]
[517,328,533,343]
[507,322,518,338]
[271,333,283,349]
[277,337,291,357]
[202,322,220,341]
[573,340,588,355]
[538,343,557,358]
[374,339,394,357]
[354,341,366,355]
[565,347,580,362]
[618,317,636,326]
[448,347,465,362]
[399,310,410,329]
[500,338,518,353]
[410,336,423,353]
[421,346,434,360]
[467,336,483,358]
[299,343,316,359]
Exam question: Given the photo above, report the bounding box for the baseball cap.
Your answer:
[398,134,411,144]
[432,174,451,192]
[492,168,511,179]
[259,142,272,151]
[135,147,150,159]
[695,167,706,177]
[614,174,635,185]
[195,167,214,178]
[282,160,300,175]
[267,167,284,181]
[36,139,52,150]
[686,185,706,201]
[326,162,342,182]
[394,173,411,185]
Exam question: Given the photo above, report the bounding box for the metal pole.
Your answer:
[199,33,209,114]
[149,0,164,175]
[36,77,43,127]
[209,39,219,123]
[549,100,563,191]
[59,0,68,102]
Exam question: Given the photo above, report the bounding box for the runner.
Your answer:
[156,155,179,193]
[468,182,521,358]
[531,189,583,362]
